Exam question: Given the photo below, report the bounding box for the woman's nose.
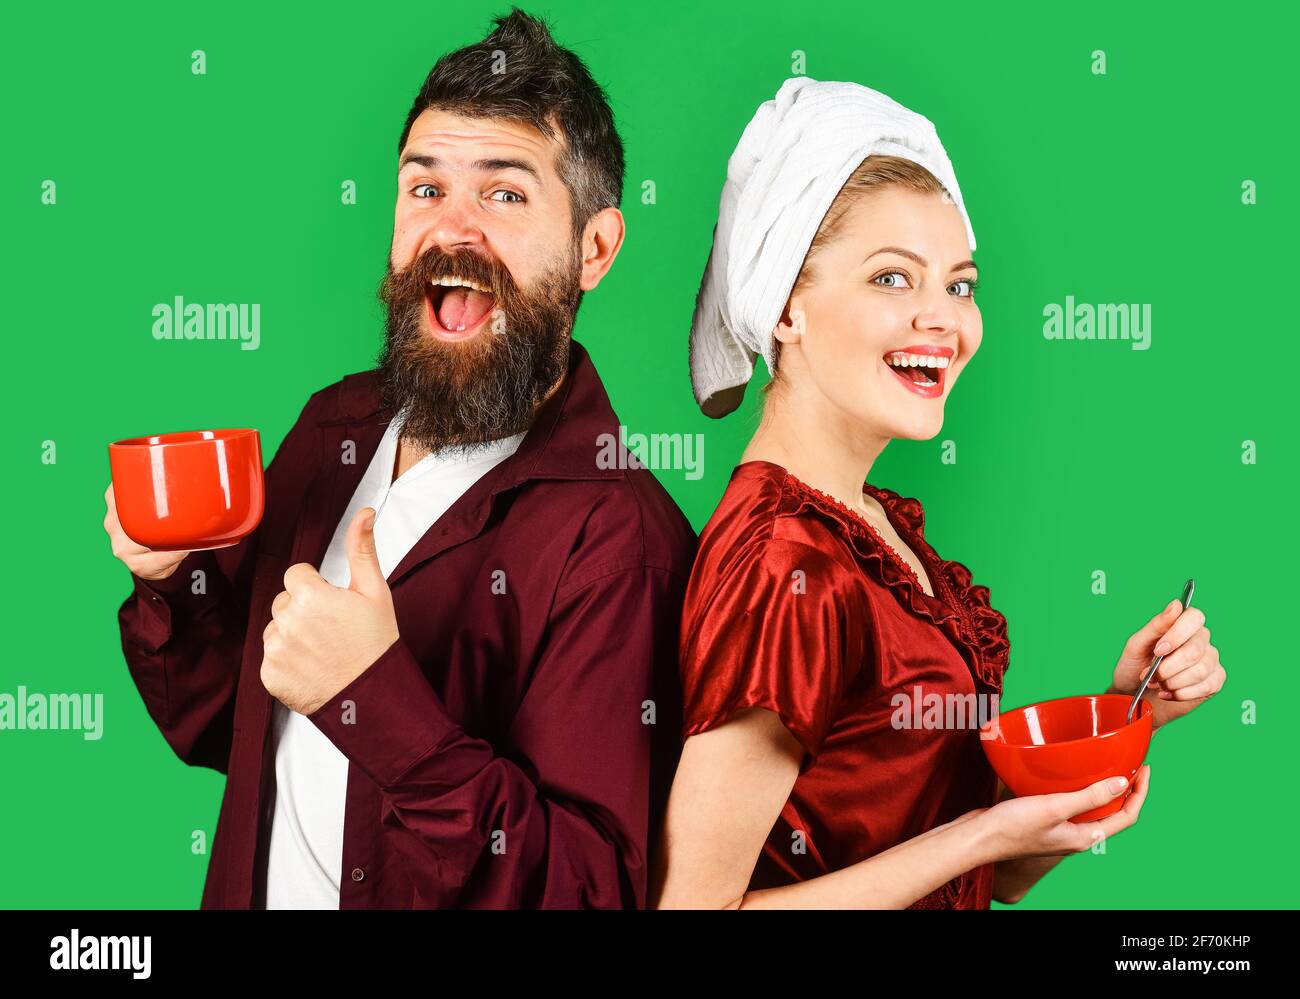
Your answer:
[913,280,962,335]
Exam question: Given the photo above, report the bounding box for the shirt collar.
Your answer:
[387,405,526,469]
[324,338,624,484]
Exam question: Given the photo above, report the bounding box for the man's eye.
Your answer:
[412,184,439,198]
[873,271,911,289]
[490,190,524,204]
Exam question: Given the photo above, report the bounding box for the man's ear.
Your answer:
[578,206,625,292]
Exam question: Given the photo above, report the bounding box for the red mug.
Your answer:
[980,693,1153,823]
[108,428,264,551]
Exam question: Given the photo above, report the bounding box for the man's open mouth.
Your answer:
[425,276,498,339]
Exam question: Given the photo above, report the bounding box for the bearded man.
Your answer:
[106,9,695,909]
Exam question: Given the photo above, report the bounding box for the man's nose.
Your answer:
[424,193,487,254]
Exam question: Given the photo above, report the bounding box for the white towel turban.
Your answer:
[688,77,977,417]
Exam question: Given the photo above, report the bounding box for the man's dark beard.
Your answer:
[375,240,583,455]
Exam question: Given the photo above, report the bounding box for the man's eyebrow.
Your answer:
[397,153,542,183]
[864,246,978,273]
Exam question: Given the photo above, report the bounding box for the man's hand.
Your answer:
[260,506,399,716]
[103,483,193,580]
[1111,599,1225,730]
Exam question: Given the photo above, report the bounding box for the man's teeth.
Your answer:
[429,275,491,294]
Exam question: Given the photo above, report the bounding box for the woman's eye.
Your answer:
[950,279,974,298]
[873,271,911,289]
[412,184,438,199]
[490,190,524,204]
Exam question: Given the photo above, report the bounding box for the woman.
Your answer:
[651,78,1225,909]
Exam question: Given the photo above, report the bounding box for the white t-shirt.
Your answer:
[263,411,525,909]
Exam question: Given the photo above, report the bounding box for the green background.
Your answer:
[2,0,1294,908]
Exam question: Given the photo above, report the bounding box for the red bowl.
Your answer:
[108,428,264,551]
[980,693,1152,823]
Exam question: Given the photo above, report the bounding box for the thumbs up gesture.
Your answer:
[260,507,400,716]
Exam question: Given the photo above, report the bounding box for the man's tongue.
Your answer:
[436,287,495,331]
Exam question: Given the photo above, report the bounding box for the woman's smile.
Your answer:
[883,345,955,400]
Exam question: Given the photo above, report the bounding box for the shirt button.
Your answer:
[350,867,366,882]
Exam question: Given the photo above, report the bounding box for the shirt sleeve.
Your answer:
[117,545,249,773]
[115,389,322,773]
[306,561,687,909]
[679,538,859,770]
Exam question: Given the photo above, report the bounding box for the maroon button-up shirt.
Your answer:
[116,340,696,908]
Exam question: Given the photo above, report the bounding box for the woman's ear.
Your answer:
[772,295,806,346]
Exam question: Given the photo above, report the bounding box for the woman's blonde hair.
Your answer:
[764,154,947,390]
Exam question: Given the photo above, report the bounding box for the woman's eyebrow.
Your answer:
[863,246,978,273]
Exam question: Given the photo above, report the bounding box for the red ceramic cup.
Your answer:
[979,693,1153,823]
[108,428,264,551]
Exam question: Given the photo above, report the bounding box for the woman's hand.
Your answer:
[1111,600,1226,730]
[981,765,1152,863]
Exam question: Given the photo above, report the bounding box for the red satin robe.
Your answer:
[679,460,1011,908]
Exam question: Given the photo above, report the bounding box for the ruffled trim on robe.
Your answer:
[779,475,1011,696]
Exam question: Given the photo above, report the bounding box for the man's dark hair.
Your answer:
[397,8,624,236]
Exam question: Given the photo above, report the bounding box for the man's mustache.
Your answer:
[404,247,518,301]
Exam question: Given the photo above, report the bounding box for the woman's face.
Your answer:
[775,187,981,441]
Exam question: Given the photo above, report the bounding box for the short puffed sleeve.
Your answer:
[679,538,864,769]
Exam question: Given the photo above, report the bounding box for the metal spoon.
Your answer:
[1128,578,1195,724]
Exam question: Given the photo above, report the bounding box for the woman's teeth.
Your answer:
[884,351,951,370]
[884,351,951,389]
